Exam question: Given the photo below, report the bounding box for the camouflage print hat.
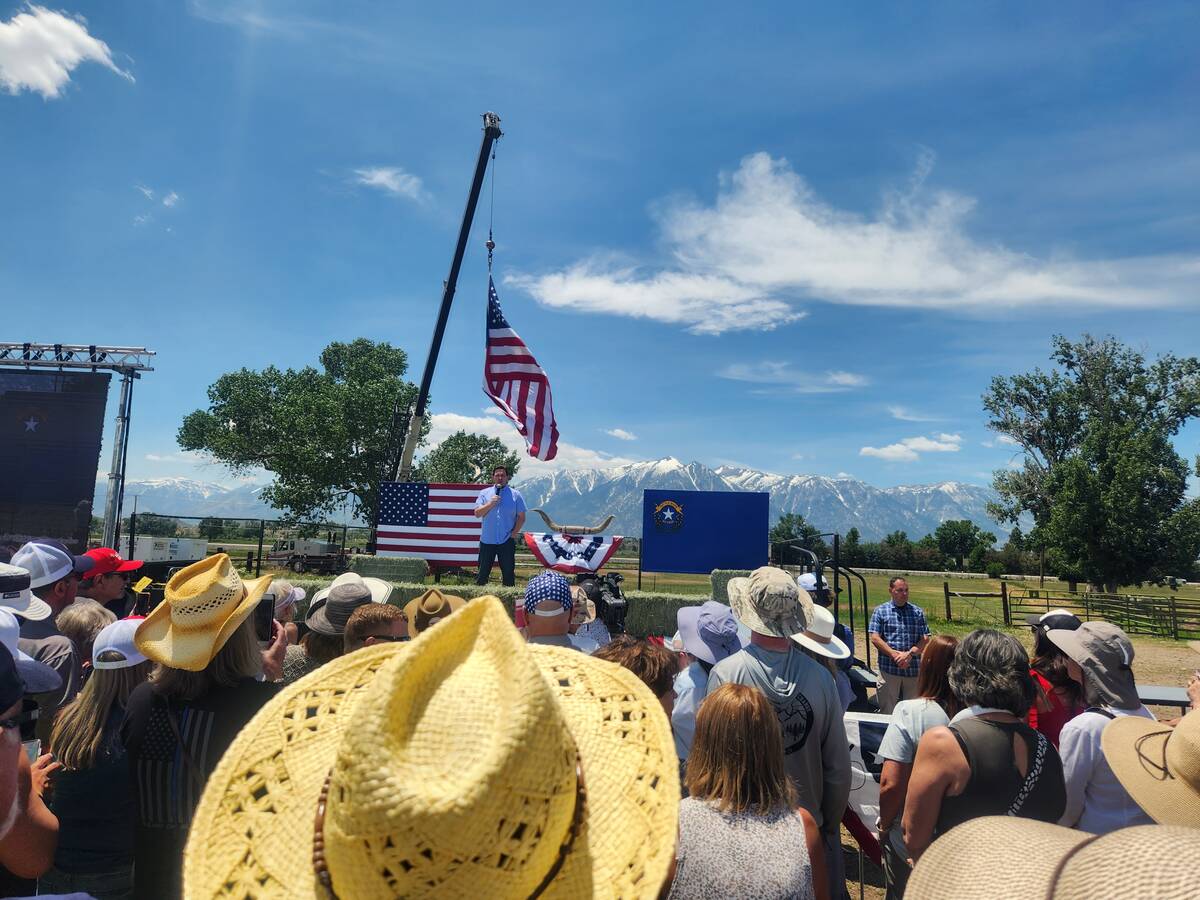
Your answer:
[727,566,813,639]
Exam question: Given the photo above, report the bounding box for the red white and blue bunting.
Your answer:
[523,532,623,574]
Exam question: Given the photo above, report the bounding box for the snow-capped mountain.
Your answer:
[517,458,1011,539]
[92,478,275,520]
[92,460,1015,538]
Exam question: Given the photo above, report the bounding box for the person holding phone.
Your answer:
[473,465,526,587]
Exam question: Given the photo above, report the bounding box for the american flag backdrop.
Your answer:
[376,482,485,567]
[483,277,559,460]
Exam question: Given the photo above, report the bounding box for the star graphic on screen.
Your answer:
[661,507,674,521]
[23,416,38,432]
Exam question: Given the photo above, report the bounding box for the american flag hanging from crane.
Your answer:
[483,277,559,460]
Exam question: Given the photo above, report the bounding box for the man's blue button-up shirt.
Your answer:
[474,485,527,545]
[869,600,930,677]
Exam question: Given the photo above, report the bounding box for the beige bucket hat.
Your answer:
[134,553,273,672]
[1101,709,1200,827]
[728,565,812,638]
[906,816,1200,899]
[183,596,679,899]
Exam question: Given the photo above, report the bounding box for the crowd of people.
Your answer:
[0,530,1196,899]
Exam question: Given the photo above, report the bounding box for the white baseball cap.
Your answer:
[0,608,62,693]
[0,562,51,621]
[92,617,149,670]
[11,540,94,589]
[797,572,830,593]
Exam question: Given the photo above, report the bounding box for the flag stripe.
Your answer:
[377,481,485,567]
[482,277,558,461]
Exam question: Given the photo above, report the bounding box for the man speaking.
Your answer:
[473,464,526,587]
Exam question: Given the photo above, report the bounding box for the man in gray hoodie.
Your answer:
[710,566,852,896]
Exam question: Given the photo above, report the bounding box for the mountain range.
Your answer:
[95,459,1018,540]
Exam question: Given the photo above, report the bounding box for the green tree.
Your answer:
[198,517,226,540]
[177,339,427,526]
[770,513,828,563]
[935,520,996,570]
[913,534,945,570]
[130,513,177,536]
[842,527,862,566]
[984,335,1200,589]
[881,530,914,569]
[414,431,520,484]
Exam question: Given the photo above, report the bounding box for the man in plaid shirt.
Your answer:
[869,577,930,713]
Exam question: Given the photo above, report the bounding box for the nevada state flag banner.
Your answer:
[523,532,623,574]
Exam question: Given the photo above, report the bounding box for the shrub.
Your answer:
[286,578,702,637]
[710,569,752,604]
[349,555,428,583]
[985,561,1006,579]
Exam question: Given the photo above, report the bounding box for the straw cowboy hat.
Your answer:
[791,605,850,660]
[906,816,1200,899]
[135,553,273,672]
[727,566,812,639]
[402,588,466,637]
[183,596,679,899]
[1102,709,1200,827]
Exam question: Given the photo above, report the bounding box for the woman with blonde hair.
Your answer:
[119,555,285,899]
[41,618,151,899]
[669,683,829,900]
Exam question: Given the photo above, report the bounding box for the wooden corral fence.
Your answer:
[1007,587,1200,641]
[942,581,1009,624]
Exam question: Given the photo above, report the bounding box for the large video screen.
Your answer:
[0,369,110,552]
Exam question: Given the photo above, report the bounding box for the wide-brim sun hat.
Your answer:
[1101,710,1200,827]
[727,566,812,639]
[790,605,850,660]
[676,600,744,666]
[0,562,51,622]
[311,571,392,607]
[135,553,273,672]
[183,596,679,899]
[1046,621,1140,708]
[906,816,1200,899]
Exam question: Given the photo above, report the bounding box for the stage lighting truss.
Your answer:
[0,343,155,373]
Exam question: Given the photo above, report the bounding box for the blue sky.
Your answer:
[2,1,1198,493]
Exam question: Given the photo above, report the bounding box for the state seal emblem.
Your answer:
[653,499,684,532]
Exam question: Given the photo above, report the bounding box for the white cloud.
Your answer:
[604,428,637,441]
[135,184,153,199]
[717,361,869,394]
[352,166,426,202]
[511,151,1198,334]
[145,452,184,462]
[161,191,179,208]
[982,434,1022,448]
[834,472,853,479]
[861,432,962,463]
[0,5,132,98]
[133,213,151,226]
[509,264,802,335]
[424,413,639,476]
[887,405,941,422]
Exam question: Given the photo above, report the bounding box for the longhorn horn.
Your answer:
[530,510,615,536]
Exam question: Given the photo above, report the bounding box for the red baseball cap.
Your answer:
[82,547,143,579]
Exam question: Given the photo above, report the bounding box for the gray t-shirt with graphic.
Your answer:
[708,645,850,832]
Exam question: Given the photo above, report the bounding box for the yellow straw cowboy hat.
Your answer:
[183,596,679,899]
[134,553,273,672]
[1102,709,1200,827]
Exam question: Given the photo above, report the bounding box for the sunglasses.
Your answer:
[367,634,407,643]
[104,572,133,581]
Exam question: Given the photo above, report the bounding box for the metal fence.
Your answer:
[1008,587,1200,640]
[118,512,367,577]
